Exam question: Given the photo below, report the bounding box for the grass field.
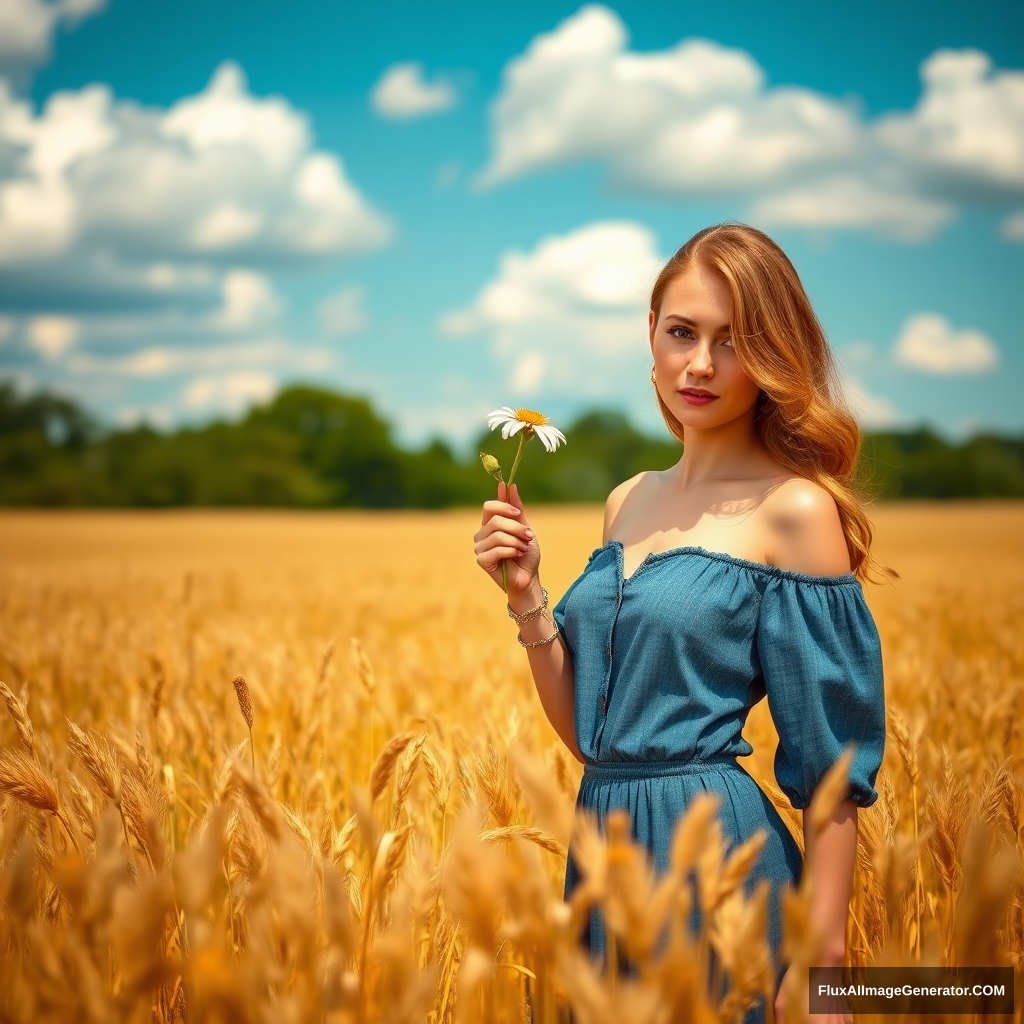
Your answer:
[1,502,1022,1022]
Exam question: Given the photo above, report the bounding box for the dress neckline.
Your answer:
[601,538,858,586]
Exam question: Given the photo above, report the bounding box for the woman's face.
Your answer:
[649,264,762,432]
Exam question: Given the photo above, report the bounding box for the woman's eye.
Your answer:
[668,326,693,340]
[720,336,734,347]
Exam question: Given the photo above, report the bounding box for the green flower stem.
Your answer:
[500,429,532,594]
[506,428,531,490]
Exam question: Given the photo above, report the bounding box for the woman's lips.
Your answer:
[679,388,719,406]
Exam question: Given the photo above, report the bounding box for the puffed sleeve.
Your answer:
[550,587,572,657]
[550,547,603,654]
[550,560,591,655]
[755,574,886,810]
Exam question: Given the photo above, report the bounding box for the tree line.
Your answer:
[1,382,1022,507]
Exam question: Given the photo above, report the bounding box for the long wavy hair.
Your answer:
[650,222,890,582]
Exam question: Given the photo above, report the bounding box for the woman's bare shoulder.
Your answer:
[759,476,851,576]
[602,471,656,545]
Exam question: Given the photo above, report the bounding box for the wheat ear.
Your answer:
[0,679,34,755]
[231,676,255,773]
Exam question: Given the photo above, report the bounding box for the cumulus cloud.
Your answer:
[439,220,660,397]
[0,0,106,83]
[371,62,457,119]
[181,370,277,414]
[753,176,955,242]
[479,6,860,192]
[893,312,999,374]
[478,5,1024,239]
[318,284,368,337]
[0,62,392,311]
[876,50,1024,198]
[64,337,328,379]
[27,313,77,359]
[208,270,282,332]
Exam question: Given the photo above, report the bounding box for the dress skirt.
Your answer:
[563,754,803,1023]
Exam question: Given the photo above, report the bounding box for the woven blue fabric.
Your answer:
[551,541,886,1020]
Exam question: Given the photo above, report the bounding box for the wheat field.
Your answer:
[0,502,1022,1023]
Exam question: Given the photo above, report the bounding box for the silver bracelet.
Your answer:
[507,587,549,626]
[517,622,561,648]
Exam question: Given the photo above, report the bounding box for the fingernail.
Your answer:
[525,529,534,537]
[508,506,520,514]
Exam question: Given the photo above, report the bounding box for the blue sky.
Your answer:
[0,0,1021,453]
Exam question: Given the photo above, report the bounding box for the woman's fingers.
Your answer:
[476,484,536,583]
[476,542,527,571]
[476,529,529,557]
[480,498,521,526]
[477,544,525,569]
[481,513,532,540]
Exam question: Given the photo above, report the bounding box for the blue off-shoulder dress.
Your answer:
[551,541,886,1017]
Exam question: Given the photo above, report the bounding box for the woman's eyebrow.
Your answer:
[664,314,731,331]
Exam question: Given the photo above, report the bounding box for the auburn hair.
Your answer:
[650,222,890,582]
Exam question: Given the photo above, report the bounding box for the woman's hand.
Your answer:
[474,481,540,594]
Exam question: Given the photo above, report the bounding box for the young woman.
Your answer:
[474,223,887,1024]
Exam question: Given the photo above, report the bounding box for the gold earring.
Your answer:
[650,367,657,384]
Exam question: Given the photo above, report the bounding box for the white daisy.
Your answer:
[486,406,567,453]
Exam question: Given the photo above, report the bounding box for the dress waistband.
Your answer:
[582,754,741,779]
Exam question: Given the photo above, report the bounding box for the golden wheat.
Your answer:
[0,502,1021,1023]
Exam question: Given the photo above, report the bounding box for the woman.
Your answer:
[474,223,887,1024]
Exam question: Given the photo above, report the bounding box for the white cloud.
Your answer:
[893,312,999,374]
[753,175,955,242]
[439,220,660,396]
[209,270,282,331]
[0,0,106,81]
[161,62,308,173]
[181,370,276,414]
[318,284,368,337]
[0,62,392,306]
[67,338,300,378]
[191,203,265,251]
[511,351,546,395]
[876,50,1024,196]
[478,5,1024,239]
[1001,210,1024,241]
[479,6,860,193]
[371,62,457,119]
[27,313,77,359]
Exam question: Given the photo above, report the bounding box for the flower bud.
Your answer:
[479,452,504,482]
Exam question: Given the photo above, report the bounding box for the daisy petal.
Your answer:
[534,425,567,452]
[487,407,516,430]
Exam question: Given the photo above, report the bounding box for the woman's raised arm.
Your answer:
[474,481,581,761]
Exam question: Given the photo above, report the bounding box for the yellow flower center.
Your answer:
[514,407,548,426]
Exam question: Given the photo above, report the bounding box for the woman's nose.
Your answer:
[688,341,713,377]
